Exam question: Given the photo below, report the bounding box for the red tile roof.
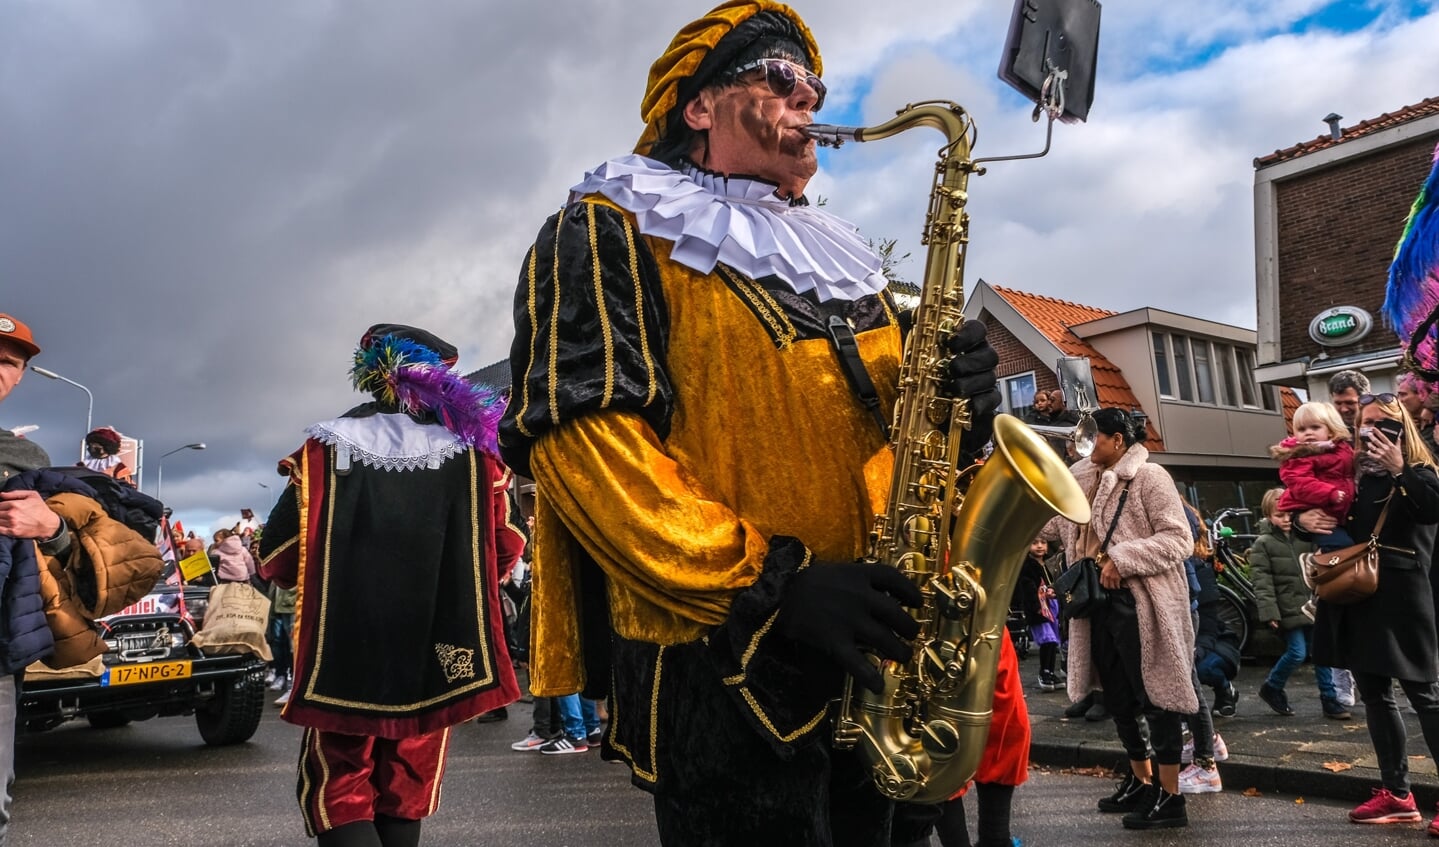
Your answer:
[1254,96,1439,167]
[1279,386,1301,434]
[990,285,1166,451]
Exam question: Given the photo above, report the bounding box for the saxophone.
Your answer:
[807,103,1091,803]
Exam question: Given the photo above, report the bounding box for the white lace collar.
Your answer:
[569,154,887,302]
[307,414,465,473]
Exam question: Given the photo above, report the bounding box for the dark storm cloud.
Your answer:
[0,0,668,519]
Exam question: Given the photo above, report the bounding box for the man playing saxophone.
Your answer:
[498,2,1000,843]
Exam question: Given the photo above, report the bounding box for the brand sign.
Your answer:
[1308,306,1373,347]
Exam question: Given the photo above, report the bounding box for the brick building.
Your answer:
[969,281,1295,518]
[1253,96,1439,394]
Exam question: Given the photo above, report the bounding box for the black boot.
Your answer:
[1258,682,1295,716]
[1097,772,1149,813]
[1122,785,1188,829]
[1211,681,1238,718]
[1064,692,1094,719]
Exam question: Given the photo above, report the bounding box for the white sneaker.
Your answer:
[510,731,550,752]
[1178,763,1223,794]
[1334,669,1357,708]
[1182,732,1228,764]
[274,690,290,707]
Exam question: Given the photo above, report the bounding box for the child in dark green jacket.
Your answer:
[1249,488,1348,719]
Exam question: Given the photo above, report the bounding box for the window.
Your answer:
[1153,332,1173,398]
[1171,335,1194,402]
[1215,343,1239,407]
[1236,348,1260,407]
[1192,340,1215,404]
[1158,332,1272,412]
[1003,372,1037,418]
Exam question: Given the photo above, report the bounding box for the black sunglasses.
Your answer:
[1359,393,1398,405]
[733,58,826,112]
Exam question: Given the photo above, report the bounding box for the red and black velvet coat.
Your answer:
[260,413,523,739]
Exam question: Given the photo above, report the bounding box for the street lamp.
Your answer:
[28,366,92,462]
[258,481,274,511]
[155,443,206,502]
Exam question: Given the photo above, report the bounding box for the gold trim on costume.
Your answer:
[258,535,297,570]
[609,646,663,784]
[622,215,659,405]
[427,728,451,814]
[586,202,617,407]
[514,245,540,438]
[547,209,566,425]
[718,550,826,741]
[717,265,797,348]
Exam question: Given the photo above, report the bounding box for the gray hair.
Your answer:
[1327,369,1371,397]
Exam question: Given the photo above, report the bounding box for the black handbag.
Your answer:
[1055,481,1131,620]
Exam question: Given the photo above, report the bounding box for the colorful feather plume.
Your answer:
[351,334,504,454]
[1383,142,1439,379]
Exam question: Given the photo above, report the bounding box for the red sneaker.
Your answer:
[1350,788,1421,824]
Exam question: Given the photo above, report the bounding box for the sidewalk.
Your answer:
[1022,654,1439,808]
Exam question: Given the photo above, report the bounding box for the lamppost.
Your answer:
[156,443,206,502]
[28,366,92,462]
[258,481,274,511]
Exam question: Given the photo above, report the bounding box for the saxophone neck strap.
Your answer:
[827,315,891,440]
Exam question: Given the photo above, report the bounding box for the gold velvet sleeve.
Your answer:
[530,409,770,635]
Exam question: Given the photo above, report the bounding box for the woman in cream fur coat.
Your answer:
[1044,408,1196,830]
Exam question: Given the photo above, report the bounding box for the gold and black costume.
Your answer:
[500,189,908,836]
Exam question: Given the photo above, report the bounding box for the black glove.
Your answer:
[777,561,924,695]
[944,320,1001,454]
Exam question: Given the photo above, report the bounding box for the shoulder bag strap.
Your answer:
[1099,480,1133,554]
[1368,498,1393,542]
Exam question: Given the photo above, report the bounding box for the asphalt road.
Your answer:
[11,702,1439,846]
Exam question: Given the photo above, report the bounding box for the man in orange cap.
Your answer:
[0,311,66,843]
[501,3,1001,843]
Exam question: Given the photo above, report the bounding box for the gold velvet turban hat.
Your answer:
[635,0,823,154]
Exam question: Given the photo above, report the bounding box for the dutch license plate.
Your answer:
[101,660,193,687]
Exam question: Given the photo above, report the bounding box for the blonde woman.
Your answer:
[1296,394,1439,829]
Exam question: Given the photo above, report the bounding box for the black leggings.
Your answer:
[1353,671,1439,794]
[1091,592,1184,765]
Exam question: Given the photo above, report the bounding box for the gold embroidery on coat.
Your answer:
[435,643,476,683]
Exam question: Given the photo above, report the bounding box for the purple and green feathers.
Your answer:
[1383,142,1439,377]
[351,335,503,454]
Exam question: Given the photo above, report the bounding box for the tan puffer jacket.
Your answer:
[38,493,164,668]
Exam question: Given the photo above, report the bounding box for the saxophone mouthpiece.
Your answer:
[804,123,863,148]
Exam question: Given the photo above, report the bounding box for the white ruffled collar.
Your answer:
[307,414,465,473]
[569,154,887,302]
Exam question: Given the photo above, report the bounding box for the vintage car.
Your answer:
[19,582,269,746]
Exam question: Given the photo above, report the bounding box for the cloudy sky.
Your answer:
[3,0,1437,534]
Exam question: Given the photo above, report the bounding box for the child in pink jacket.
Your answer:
[1270,402,1354,551]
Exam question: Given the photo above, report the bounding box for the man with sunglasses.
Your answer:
[500,2,1000,844]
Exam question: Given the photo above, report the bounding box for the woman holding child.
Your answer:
[1297,393,1439,829]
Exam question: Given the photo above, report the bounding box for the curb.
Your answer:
[1029,739,1439,810]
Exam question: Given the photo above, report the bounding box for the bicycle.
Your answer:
[1208,507,1257,655]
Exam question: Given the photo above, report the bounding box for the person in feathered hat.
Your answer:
[499,3,1001,843]
[81,427,134,487]
[259,324,525,847]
